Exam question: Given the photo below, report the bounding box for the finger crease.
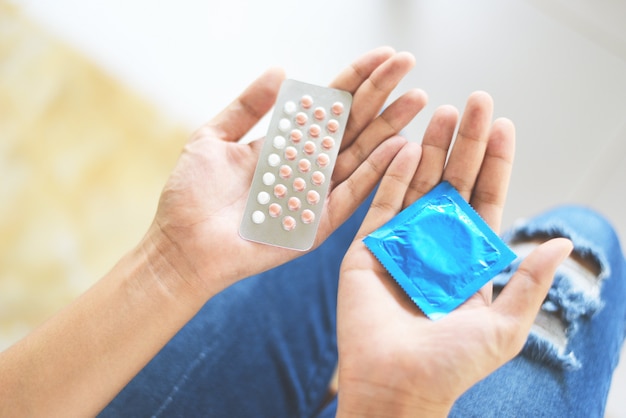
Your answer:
[422,142,451,156]
[369,199,401,215]
[363,76,384,95]
[237,96,265,120]
[457,131,487,145]
[484,153,514,166]
[350,62,367,83]
[378,112,400,135]
[472,189,505,208]
[444,174,474,196]
[514,264,544,289]
[408,179,439,198]
[349,142,369,169]
[195,124,225,141]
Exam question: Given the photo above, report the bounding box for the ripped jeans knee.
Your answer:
[494,205,623,370]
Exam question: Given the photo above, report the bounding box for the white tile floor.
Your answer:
[16,0,626,415]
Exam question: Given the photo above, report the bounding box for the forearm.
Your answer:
[0,229,216,417]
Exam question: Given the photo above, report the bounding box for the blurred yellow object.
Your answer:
[0,2,189,349]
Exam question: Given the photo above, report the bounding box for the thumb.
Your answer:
[494,237,573,332]
[198,67,286,143]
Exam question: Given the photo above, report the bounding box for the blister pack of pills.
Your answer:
[240,79,353,251]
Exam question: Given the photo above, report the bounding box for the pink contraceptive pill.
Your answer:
[327,119,339,133]
[282,216,296,231]
[300,95,314,109]
[293,177,306,192]
[331,102,344,116]
[303,141,316,155]
[240,79,353,250]
[306,190,320,205]
[279,164,293,179]
[274,184,288,199]
[321,136,335,150]
[311,171,325,186]
[309,124,321,138]
[298,158,311,173]
[301,209,315,224]
[296,112,308,126]
[269,203,282,217]
[316,153,330,168]
[290,129,303,143]
[288,196,302,211]
[284,146,298,161]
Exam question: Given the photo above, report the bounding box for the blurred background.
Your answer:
[2,0,625,415]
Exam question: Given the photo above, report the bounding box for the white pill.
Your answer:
[283,101,297,115]
[273,135,286,149]
[251,210,265,224]
[268,153,281,167]
[278,118,291,132]
[262,172,276,185]
[257,191,270,205]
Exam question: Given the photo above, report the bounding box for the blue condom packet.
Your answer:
[363,181,516,320]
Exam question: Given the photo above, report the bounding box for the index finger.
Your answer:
[353,141,422,240]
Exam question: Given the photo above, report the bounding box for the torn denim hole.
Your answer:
[493,237,608,371]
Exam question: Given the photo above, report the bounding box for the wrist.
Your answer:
[336,377,451,418]
[135,222,222,308]
[337,395,450,418]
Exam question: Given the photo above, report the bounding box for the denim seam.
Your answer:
[304,333,337,418]
[152,349,208,417]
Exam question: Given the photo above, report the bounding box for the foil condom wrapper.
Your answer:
[363,181,516,320]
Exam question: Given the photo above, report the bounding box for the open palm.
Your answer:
[336,93,573,417]
[145,48,428,293]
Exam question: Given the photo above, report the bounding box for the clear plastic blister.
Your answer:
[240,79,352,251]
[363,181,517,320]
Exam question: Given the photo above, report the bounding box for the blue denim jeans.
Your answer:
[100,201,626,418]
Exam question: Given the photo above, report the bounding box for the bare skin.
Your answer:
[0,47,572,417]
[336,92,572,417]
[0,47,427,417]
